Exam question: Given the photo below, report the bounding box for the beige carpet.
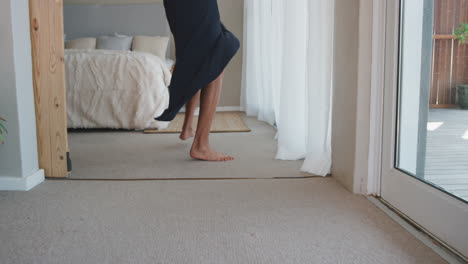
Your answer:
[0,178,445,264]
[144,112,251,134]
[68,117,308,180]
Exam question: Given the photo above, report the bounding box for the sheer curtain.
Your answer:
[242,0,334,176]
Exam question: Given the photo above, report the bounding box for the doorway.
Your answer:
[29,0,307,180]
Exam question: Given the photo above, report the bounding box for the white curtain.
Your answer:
[242,0,334,176]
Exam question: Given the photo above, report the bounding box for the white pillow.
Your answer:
[65,37,96,50]
[132,36,169,60]
[97,35,133,51]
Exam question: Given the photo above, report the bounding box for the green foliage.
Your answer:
[454,23,468,44]
[0,116,7,144]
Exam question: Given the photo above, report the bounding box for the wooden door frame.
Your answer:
[29,0,70,178]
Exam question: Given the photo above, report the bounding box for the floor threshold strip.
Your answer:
[48,176,323,181]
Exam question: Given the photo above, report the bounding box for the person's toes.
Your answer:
[222,155,234,161]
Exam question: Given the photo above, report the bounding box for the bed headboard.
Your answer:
[63,3,175,59]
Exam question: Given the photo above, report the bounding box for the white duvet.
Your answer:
[65,49,170,130]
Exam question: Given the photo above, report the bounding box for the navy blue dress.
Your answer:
[155,0,240,121]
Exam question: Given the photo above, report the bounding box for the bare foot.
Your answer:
[179,127,195,141]
[190,146,234,162]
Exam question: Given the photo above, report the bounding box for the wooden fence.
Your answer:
[431,0,468,108]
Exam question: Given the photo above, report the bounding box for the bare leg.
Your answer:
[180,90,200,140]
[190,72,234,161]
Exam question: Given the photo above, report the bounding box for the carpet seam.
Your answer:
[50,176,322,182]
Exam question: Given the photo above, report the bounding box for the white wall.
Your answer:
[353,0,373,194]
[63,4,171,41]
[63,4,173,58]
[217,0,244,108]
[0,0,44,191]
[331,0,361,192]
[0,0,21,177]
[65,0,163,3]
[331,0,378,194]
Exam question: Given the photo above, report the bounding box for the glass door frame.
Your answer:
[380,0,468,258]
[392,0,467,204]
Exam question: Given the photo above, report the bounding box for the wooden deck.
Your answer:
[425,109,468,201]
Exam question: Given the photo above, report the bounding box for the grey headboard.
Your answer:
[63,3,174,59]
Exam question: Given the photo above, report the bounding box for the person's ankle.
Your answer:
[182,125,193,132]
[191,139,209,151]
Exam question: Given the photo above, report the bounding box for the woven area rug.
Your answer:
[144,112,251,134]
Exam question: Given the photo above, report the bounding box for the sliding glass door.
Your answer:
[381,0,468,259]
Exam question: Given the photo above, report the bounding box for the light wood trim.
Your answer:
[30,0,69,178]
[434,34,468,40]
[429,104,459,109]
[433,34,456,40]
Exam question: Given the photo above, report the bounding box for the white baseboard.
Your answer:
[180,106,244,115]
[0,169,45,191]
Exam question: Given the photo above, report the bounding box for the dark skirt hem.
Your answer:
[155,34,240,122]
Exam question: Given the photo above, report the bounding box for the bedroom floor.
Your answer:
[67,117,307,180]
[0,117,446,263]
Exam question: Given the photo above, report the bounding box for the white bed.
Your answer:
[65,49,171,130]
